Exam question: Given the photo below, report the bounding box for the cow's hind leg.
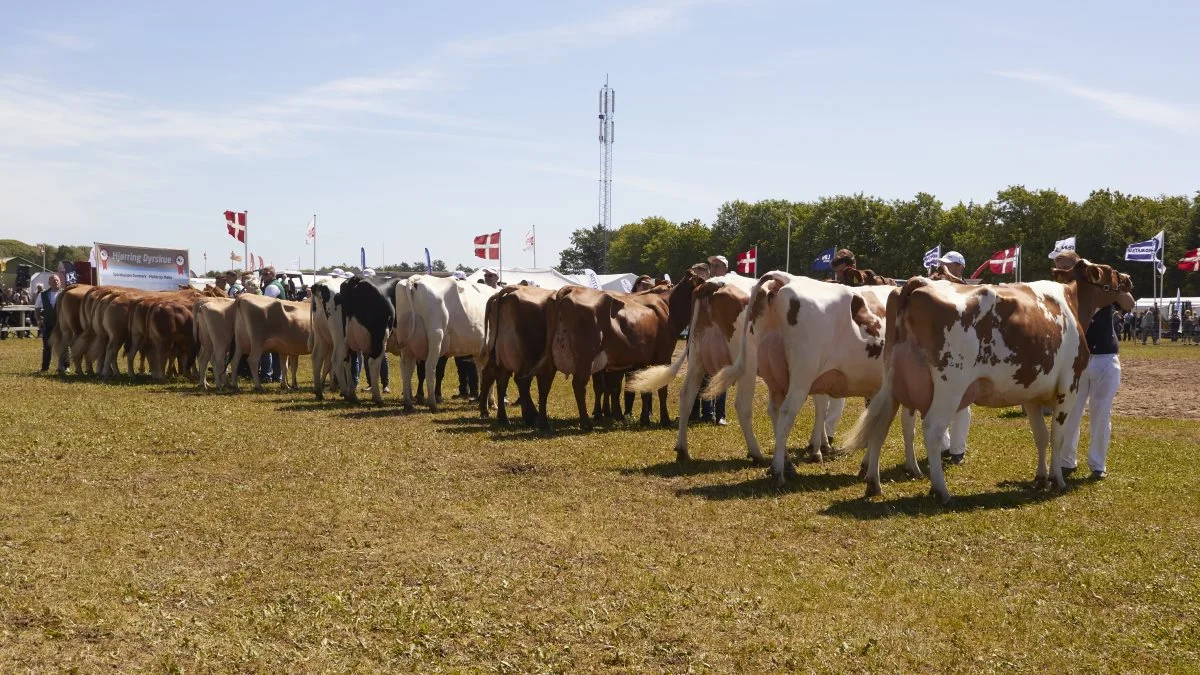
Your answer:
[734,365,764,463]
[573,374,592,431]
[1025,402,1050,489]
[366,353,385,405]
[923,413,953,504]
[674,358,705,461]
[901,407,921,478]
[769,387,808,486]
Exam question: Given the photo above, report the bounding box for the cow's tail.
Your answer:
[625,295,697,393]
[480,289,505,366]
[527,287,565,377]
[703,271,783,398]
[843,373,900,453]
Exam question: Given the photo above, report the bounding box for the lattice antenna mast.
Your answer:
[598,75,615,271]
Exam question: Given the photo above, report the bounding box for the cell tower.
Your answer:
[598,76,614,270]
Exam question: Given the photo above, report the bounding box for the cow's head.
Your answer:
[1054,259,1136,319]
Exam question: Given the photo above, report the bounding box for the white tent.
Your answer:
[464,266,581,289]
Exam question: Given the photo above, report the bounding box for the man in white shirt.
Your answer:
[34,275,62,371]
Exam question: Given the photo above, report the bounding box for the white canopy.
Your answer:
[464,266,581,290]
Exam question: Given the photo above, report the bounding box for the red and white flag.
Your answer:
[474,231,501,260]
[971,245,1020,278]
[736,246,757,276]
[1178,247,1200,272]
[248,252,256,271]
[304,216,316,245]
[225,210,247,243]
[523,228,535,252]
[258,255,264,270]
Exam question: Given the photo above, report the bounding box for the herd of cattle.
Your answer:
[44,257,1134,503]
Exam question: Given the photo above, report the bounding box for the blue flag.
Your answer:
[812,247,835,271]
[425,247,432,272]
[360,247,366,269]
[923,245,942,269]
[1125,230,1165,273]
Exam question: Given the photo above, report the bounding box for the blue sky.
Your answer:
[2,0,1198,272]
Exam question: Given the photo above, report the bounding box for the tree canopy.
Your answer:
[556,186,1200,296]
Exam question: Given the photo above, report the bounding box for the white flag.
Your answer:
[523,228,535,252]
[304,217,316,245]
[1048,235,1076,259]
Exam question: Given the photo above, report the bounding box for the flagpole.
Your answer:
[532,224,537,268]
[244,210,249,274]
[1017,243,1022,283]
[498,228,503,283]
[786,213,792,273]
[312,214,317,285]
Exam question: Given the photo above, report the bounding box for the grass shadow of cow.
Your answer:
[623,457,760,479]
[677,470,864,501]
[821,481,1063,519]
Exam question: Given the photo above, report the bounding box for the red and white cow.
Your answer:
[846,259,1134,503]
[703,272,918,482]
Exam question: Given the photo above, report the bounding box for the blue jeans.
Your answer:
[258,352,280,382]
[351,352,389,387]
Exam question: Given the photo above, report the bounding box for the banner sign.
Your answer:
[93,242,190,291]
[922,245,941,269]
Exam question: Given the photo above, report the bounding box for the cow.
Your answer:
[49,284,92,373]
[97,288,154,379]
[328,276,398,404]
[308,278,346,400]
[626,272,760,460]
[193,296,238,390]
[846,259,1134,504]
[538,276,699,430]
[405,275,497,412]
[74,285,128,375]
[478,284,556,427]
[142,289,204,381]
[229,294,314,391]
[703,272,919,483]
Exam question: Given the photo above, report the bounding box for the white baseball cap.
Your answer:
[452,270,466,280]
[937,251,966,267]
[331,268,347,278]
[714,255,729,266]
[362,268,375,277]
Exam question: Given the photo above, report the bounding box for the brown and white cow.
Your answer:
[230,294,313,391]
[478,284,556,427]
[538,277,699,430]
[703,272,919,483]
[847,259,1134,504]
[626,272,761,460]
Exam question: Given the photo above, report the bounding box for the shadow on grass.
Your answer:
[430,414,673,437]
[678,470,863,501]
[624,456,760,478]
[821,480,1062,519]
[276,399,363,413]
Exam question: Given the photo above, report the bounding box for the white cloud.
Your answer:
[995,69,1200,135]
[24,30,94,51]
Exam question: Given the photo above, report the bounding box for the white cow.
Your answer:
[308,278,346,400]
[704,272,918,484]
[405,275,498,411]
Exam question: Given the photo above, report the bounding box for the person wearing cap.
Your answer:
[829,249,858,283]
[708,255,729,277]
[1055,250,1134,481]
[362,268,375,277]
[452,270,467,281]
[482,268,500,288]
[936,251,967,280]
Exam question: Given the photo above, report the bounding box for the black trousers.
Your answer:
[455,356,478,396]
[41,326,54,371]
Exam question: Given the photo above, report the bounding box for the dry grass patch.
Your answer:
[1,339,1197,671]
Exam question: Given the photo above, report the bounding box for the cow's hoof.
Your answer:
[747,453,766,465]
[496,416,509,426]
[675,447,691,462]
[929,488,952,505]
[402,403,415,413]
[580,420,593,432]
[659,418,673,428]
[315,392,324,401]
[857,462,869,480]
[864,482,883,498]
[1033,476,1049,491]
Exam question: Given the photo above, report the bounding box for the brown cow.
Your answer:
[50,284,92,373]
[193,296,237,390]
[144,289,204,381]
[230,294,313,391]
[97,287,154,378]
[478,285,556,427]
[538,276,699,430]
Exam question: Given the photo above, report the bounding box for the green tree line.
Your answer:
[558,186,1200,297]
[0,240,92,271]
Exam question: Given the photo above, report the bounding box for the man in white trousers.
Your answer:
[1056,250,1135,479]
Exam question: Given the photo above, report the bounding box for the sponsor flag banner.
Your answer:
[582,268,601,289]
[523,229,535,251]
[94,242,189,291]
[1178,247,1200,272]
[1048,235,1076,259]
[923,245,941,269]
[230,251,243,262]
[425,247,433,272]
[812,246,835,272]
[304,217,316,244]
[360,247,366,269]
[225,211,247,243]
[258,255,264,271]
[736,246,757,276]
[474,231,501,260]
[972,245,1021,278]
[1125,230,1165,273]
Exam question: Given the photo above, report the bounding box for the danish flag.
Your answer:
[736,246,757,276]
[474,231,501,260]
[225,211,247,243]
[1179,247,1200,272]
[971,245,1020,278]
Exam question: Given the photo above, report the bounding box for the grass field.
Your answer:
[1,338,1198,671]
